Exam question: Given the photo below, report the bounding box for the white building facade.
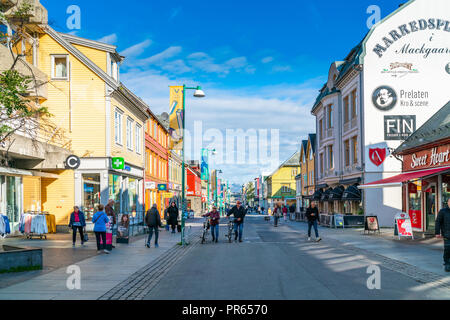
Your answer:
[312,0,450,227]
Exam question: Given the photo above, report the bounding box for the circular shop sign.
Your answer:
[372,85,397,111]
[445,63,450,75]
[65,155,81,170]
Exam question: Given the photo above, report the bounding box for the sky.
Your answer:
[41,0,403,185]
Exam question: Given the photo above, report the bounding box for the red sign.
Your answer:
[408,210,422,229]
[403,143,450,172]
[369,148,387,167]
[397,219,413,237]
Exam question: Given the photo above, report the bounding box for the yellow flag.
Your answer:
[169,86,184,150]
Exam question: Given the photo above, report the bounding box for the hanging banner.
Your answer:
[169,86,184,150]
[201,149,209,181]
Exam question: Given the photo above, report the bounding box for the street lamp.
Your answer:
[181,85,206,247]
[202,148,216,213]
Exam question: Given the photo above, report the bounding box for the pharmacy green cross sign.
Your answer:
[112,157,125,170]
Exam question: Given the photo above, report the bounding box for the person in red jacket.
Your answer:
[203,206,220,243]
[282,206,288,222]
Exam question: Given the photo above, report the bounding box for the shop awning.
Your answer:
[329,186,345,201]
[0,167,32,176]
[342,185,361,201]
[312,189,323,201]
[321,188,334,201]
[359,167,450,189]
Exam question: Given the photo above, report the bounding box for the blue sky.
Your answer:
[42,0,403,184]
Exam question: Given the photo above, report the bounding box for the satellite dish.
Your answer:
[161,112,169,121]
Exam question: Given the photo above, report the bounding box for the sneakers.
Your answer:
[215,239,218,243]
[155,244,159,248]
[239,240,243,243]
[72,243,76,247]
[308,237,311,242]
[316,238,322,243]
[146,243,150,248]
[104,250,111,254]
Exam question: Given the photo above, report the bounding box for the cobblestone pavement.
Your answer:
[98,229,203,300]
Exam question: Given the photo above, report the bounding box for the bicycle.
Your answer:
[201,218,211,244]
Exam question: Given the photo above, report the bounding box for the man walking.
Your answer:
[306,202,322,242]
[436,199,450,272]
[227,201,247,243]
[105,199,117,248]
[145,204,162,248]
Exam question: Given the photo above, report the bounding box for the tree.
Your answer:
[0,1,63,150]
[245,181,255,204]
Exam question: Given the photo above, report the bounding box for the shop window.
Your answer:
[408,182,422,230]
[109,174,121,214]
[83,174,101,220]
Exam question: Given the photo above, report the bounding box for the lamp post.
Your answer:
[181,85,205,247]
[215,169,223,215]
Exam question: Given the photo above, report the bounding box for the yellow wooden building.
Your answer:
[266,151,300,209]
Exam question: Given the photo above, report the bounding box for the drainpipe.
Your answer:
[358,66,366,216]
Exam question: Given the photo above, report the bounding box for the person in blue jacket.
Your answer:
[93,204,110,254]
[69,206,86,246]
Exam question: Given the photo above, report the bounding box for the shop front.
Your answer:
[75,158,144,222]
[361,101,450,234]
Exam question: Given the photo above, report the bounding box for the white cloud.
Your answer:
[96,33,118,45]
[169,7,182,21]
[120,39,152,58]
[272,65,293,73]
[120,68,324,183]
[131,46,183,67]
[187,52,254,76]
[261,56,274,64]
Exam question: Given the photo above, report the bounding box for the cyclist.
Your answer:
[227,201,247,243]
[203,206,220,243]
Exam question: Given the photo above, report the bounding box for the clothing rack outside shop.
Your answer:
[20,211,57,240]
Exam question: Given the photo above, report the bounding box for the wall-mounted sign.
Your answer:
[384,115,416,140]
[145,181,156,190]
[65,155,81,170]
[372,86,398,111]
[369,148,388,167]
[403,143,450,171]
[112,157,125,170]
[158,184,168,191]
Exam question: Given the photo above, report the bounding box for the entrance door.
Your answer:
[425,184,437,232]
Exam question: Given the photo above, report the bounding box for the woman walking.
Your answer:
[167,202,179,234]
[203,206,220,243]
[93,205,110,254]
[69,206,86,246]
[274,205,281,227]
[283,206,288,222]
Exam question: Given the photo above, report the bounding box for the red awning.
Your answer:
[359,166,450,189]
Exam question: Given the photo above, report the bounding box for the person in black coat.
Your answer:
[145,204,162,248]
[436,199,450,272]
[306,202,322,242]
[227,201,247,242]
[167,202,179,233]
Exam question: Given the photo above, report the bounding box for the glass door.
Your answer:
[425,184,437,232]
[82,174,100,220]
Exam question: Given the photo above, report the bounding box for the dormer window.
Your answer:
[51,55,69,80]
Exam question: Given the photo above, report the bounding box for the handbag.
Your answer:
[83,228,89,242]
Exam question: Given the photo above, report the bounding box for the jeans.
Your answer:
[211,224,219,240]
[95,232,106,251]
[444,239,450,266]
[72,226,84,244]
[234,222,244,241]
[274,216,279,227]
[308,220,319,238]
[147,226,159,245]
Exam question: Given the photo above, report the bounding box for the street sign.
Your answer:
[112,157,125,170]
[65,155,81,170]
[158,184,168,191]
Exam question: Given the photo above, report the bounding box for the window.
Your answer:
[292,169,298,177]
[351,90,358,119]
[343,96,350,124]
[309,147,313,161]
[282,184,290,193]
[327,105,333,129]
[126,118,134,150]
[328,145,334,169]
[344,140,350,167]
[303,174,307,186]
[352,136,358,164]
[135,124,142,154]
[309,171,314,186]
[114,109,123,145]
[320,153,324,175]
[145,151,150,174]
[319,119,323,140]
[51,55,69,80]
[153,123,157,140]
